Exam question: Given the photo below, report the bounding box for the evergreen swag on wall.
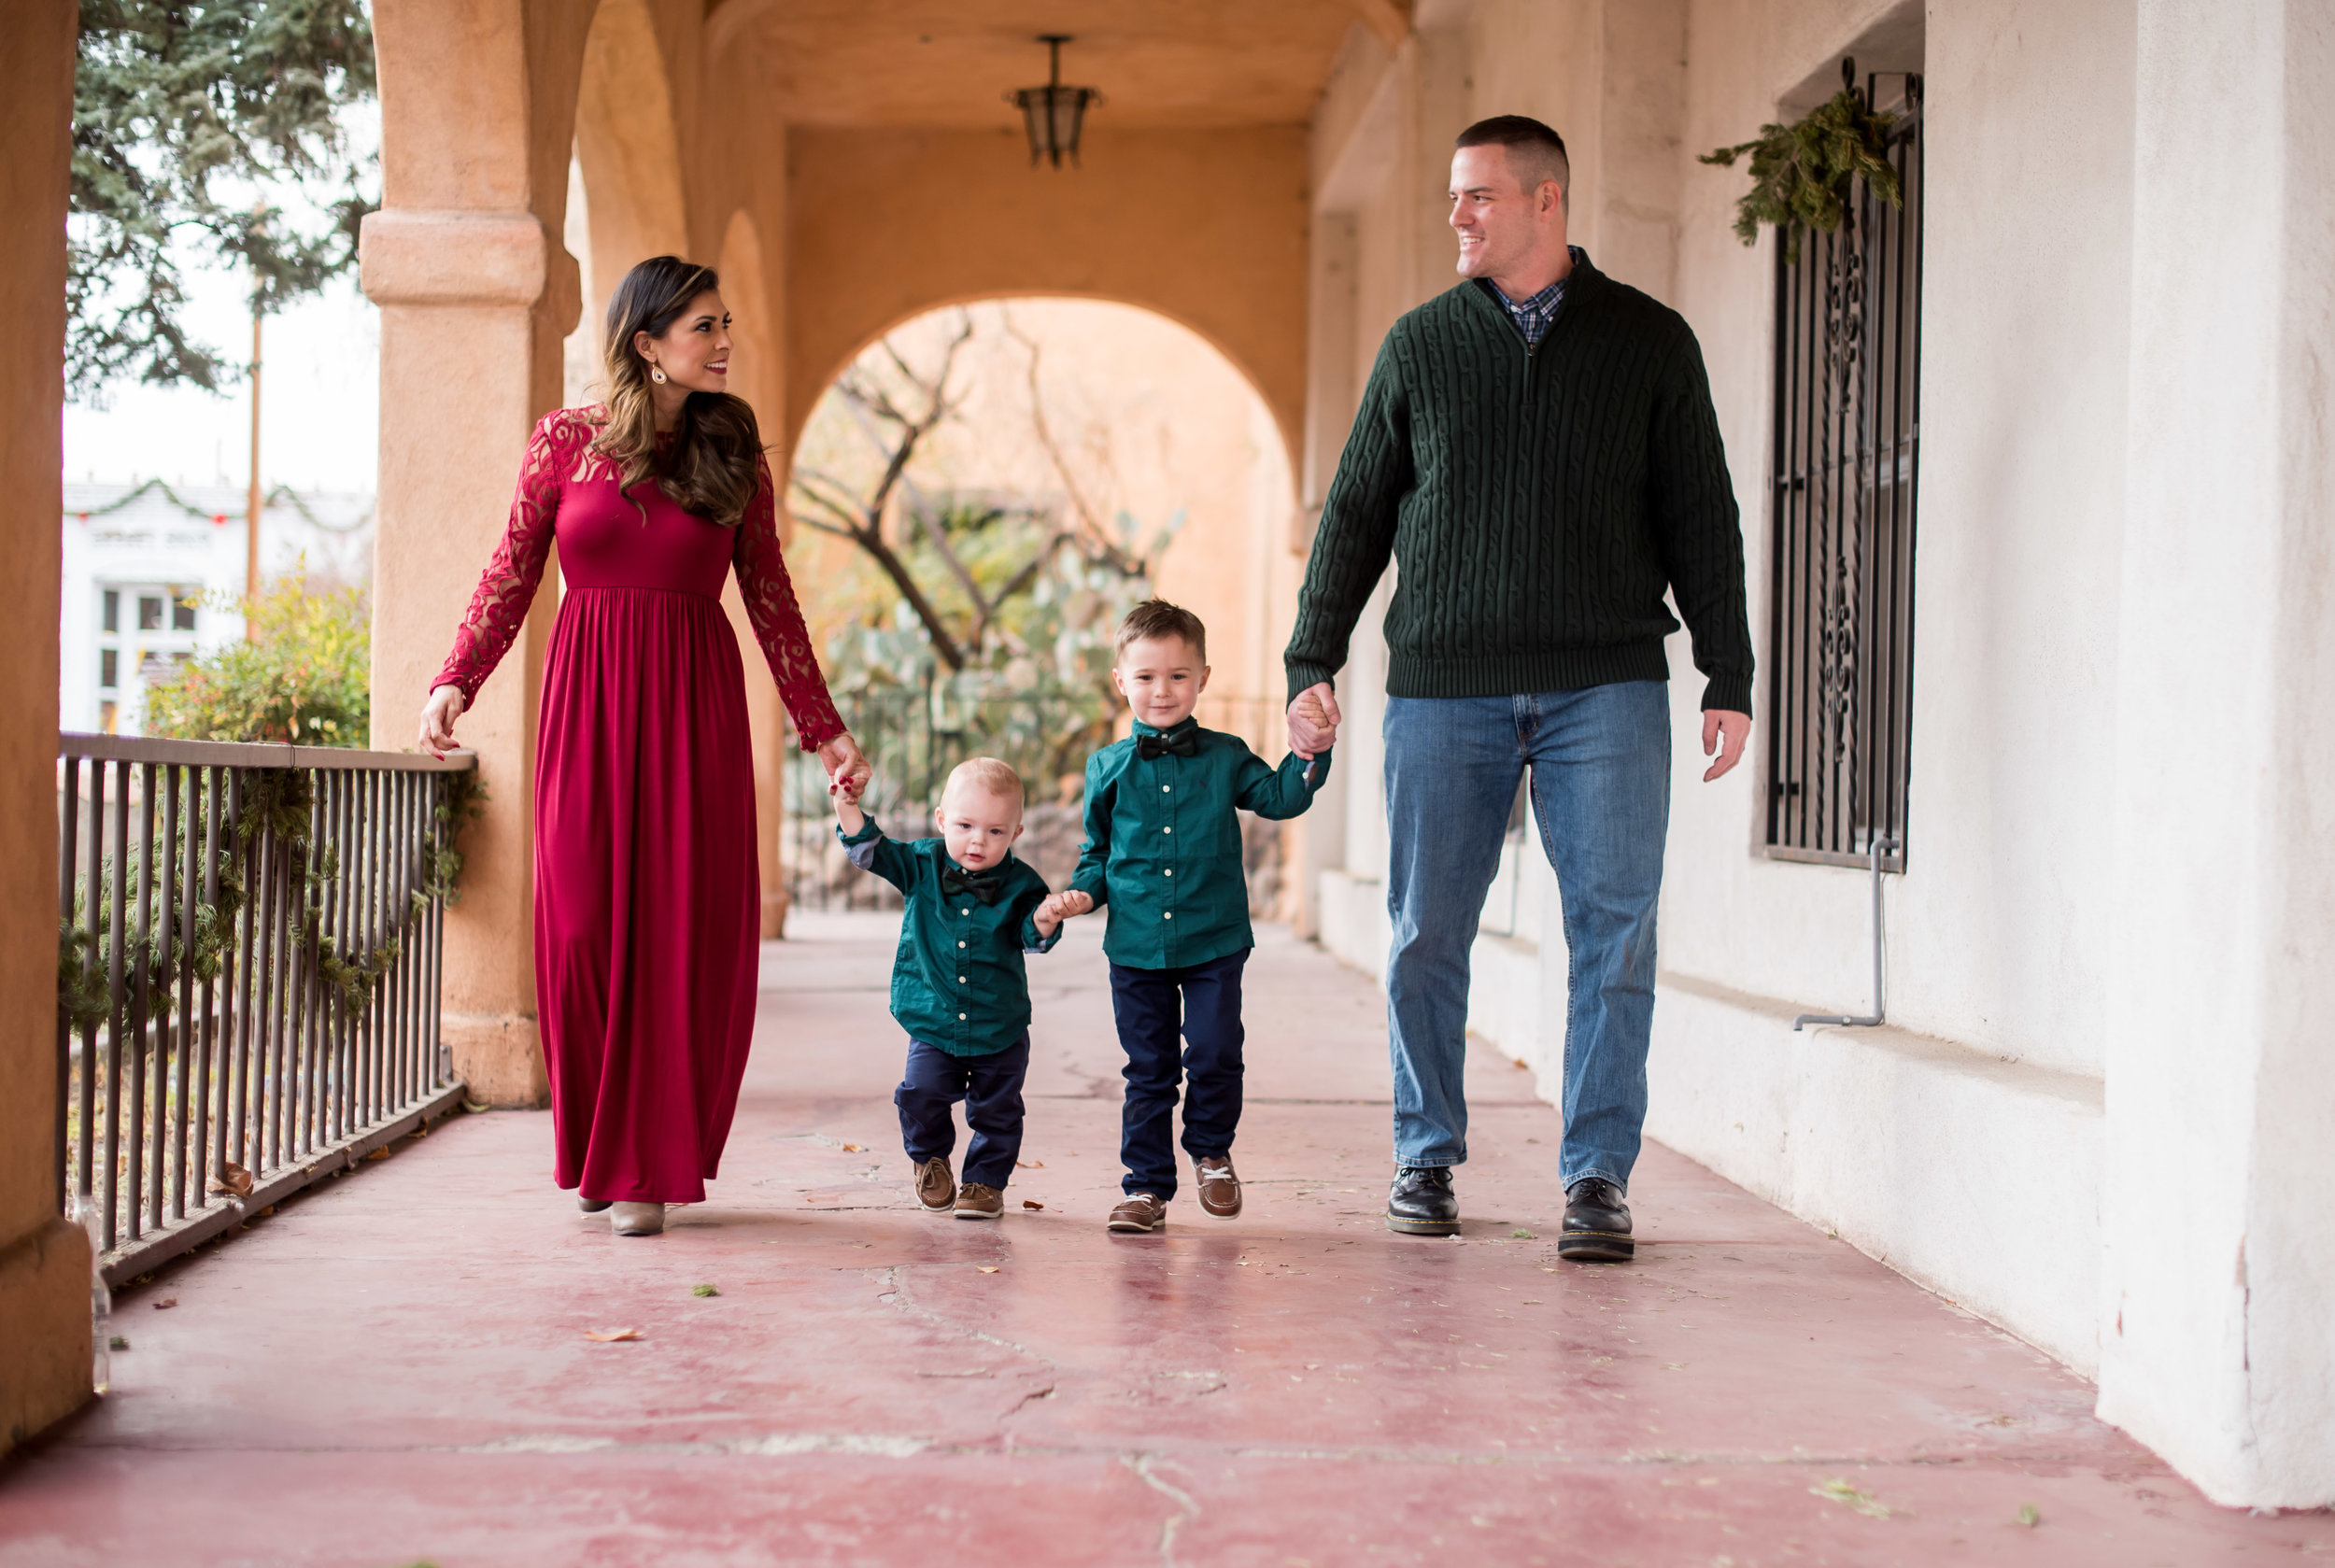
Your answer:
[1699,64,1906,264]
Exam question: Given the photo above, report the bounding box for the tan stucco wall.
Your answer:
[361,3,1320,1083]
[784,127,1310,477]
[0,0,94,1456]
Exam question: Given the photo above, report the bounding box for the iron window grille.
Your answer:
[1764,68,1923,870]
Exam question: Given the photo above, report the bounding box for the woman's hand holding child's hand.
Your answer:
[1032,889,1096,937]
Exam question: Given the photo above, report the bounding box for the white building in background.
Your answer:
[59,480,374,735]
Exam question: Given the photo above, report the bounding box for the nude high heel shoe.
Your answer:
[610,1202,665,1236]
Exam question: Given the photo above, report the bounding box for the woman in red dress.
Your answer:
[419,256,866,1237]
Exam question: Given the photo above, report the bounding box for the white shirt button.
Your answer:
[958,940,966,948]
[958,1012,967,1021]
[1163,784,1171,792]
[1164,869,1173,876]
[1163,911,1173,920]
[1162,826,1172,834]
[958,976,967,983]
[960,907,969,915]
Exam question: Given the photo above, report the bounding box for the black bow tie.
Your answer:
[1136,728,1198,760]
[941,864,1003,905]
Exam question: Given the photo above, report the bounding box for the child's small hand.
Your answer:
[1032,889,1095,937]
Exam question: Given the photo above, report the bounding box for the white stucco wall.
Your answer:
[2098,0,2335,1508]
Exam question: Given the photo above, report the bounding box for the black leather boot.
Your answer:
[1559,1177,1634,1261]
[1386,1165,1460,1236]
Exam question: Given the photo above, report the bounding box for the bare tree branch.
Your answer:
[998,308,1148,578]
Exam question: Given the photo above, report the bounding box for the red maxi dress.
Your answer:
[433,408,843,1204]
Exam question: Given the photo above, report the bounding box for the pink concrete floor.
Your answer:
[3,914,2330,1567]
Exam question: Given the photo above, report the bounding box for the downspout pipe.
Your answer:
[1793,834,1896,1030]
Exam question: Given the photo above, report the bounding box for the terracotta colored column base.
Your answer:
[443,1013,550,1109]
[0,1218,92,1456]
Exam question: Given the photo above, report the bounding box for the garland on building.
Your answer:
[1699,84,1903,264]
[58,765,485,1037]
[69,475,375,533]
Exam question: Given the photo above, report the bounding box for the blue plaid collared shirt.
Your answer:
[1493,246,1588,347]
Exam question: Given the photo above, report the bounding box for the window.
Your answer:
[101,589,119,634]
[171,594,196,631]
[137,595,163,631]
[99,648,118,689]
[1764,70,1923,869]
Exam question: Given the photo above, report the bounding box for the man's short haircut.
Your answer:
[944,756,1025,814]
[1114,598,1208,664]
[1454,115,1570,212]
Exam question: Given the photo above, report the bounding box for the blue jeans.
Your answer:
[896,1035,1029,1190]
[1383,683,1670,1190]
[1111,950,1247,1198]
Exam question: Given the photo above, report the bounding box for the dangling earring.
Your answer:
[649,364,668,385]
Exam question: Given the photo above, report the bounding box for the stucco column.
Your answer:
[362,0,585,1107]
[0,0,94,1457]
[2102,0,2335,1509]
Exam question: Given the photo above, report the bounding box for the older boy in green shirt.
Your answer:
[1073,600,1332,1232]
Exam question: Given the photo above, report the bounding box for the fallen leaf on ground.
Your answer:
[460,1098,489,1114]
[691,1283,720,1297]
[108,1336,128,1350]
[207,1163,253,1198]
[364,1148,391,1161]
[1511,1228,1535,1239]
[1021,1199,1044,1210]
[583,1327,644,1342]
[2017,1504,2042,1527]
[1015,1160,1045,1168]
[976,1266,999,1273]
[152,1297,177,1309]
[841,1143,864,1152]
[1810,1478,1895,1518]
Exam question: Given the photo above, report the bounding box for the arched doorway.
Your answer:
[779,296,1303,918]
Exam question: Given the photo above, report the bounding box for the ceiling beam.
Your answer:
[1351,0,1412,50]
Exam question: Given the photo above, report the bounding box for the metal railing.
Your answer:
[783,681,1291,915]
[55,734,478,1286]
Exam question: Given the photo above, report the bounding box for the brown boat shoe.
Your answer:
[954,1181,1004,1220]
[913,1156,955,1211]
[1108,1193,1168,1233]
[1194,1155,1241,1218]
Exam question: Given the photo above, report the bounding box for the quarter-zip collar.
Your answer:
[1464,248,1606,405]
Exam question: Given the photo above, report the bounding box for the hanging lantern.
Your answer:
[1007,35,1102,169]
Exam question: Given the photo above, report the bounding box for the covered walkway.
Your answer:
[4,916,2322,1565]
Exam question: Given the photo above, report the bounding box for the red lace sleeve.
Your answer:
[431,413,573,705]
[733,452,845,751]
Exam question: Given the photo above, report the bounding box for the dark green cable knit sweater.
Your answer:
[1284,254,1754,715]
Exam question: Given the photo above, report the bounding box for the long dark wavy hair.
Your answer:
[588,255,763,528]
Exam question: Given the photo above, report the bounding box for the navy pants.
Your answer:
[895,1034,1028,1190]
[1111,949,1248,1199]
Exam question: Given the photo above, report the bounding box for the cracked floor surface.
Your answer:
[5,913,2330,1567]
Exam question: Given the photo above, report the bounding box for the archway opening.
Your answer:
[781,297,1302,915]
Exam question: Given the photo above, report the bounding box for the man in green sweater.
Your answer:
[1283,115,1753,1260]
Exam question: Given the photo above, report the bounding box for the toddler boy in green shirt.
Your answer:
[834,756,1092,1220]
[1073,600,1332,1233]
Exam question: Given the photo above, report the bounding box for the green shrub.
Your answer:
[144,572,370,746]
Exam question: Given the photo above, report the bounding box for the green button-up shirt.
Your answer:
[1072,717,1331,970]
[841,823,1060,1056]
